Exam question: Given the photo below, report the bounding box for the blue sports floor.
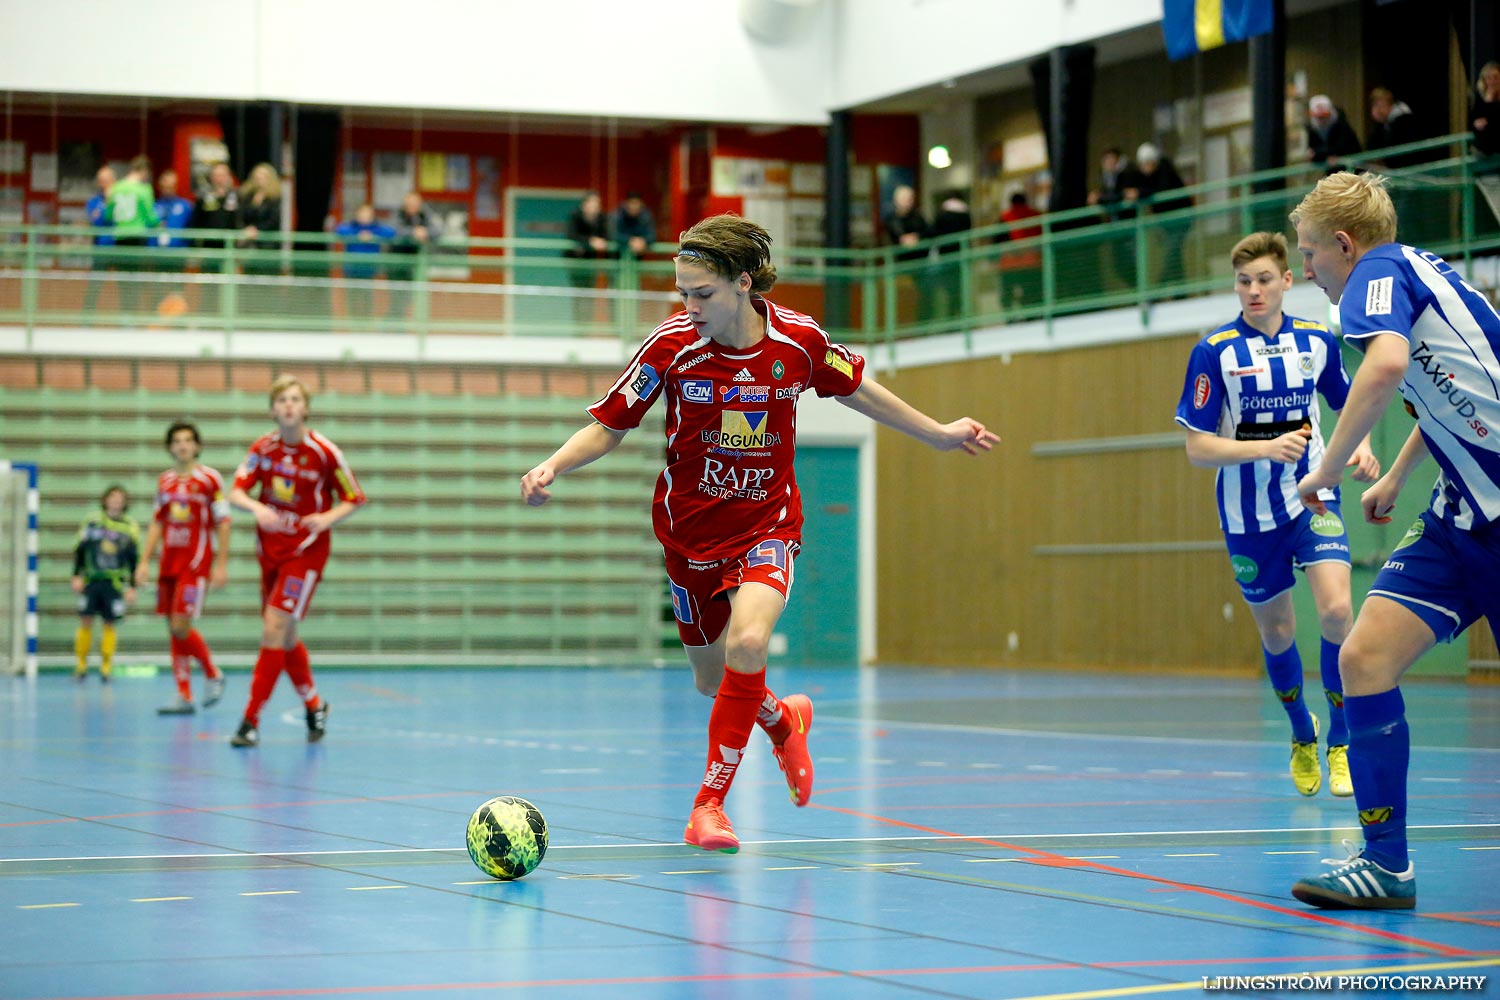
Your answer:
[2,665,1497,999]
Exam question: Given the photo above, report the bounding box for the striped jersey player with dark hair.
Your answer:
[1290,173,1500,910]
[521,214,999,853]
[228,375,366,747]
[135,421,232,715]
[1175,231,1380,799]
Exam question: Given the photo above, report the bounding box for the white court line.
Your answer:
[4,823,1498,865]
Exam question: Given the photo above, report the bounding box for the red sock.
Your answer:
[243,647,286,727]
[757,687,792,745]
[283,642,319,711]
[695,668,765,808]
[169,635,192,700]
[183,629,219,680]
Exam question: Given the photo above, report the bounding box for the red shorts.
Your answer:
[156,573,208,620]
[664,536,799,647]
[259,554,327,622]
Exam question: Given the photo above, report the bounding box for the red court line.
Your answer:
[36,950,1487,1000]
[809,801,1473,957]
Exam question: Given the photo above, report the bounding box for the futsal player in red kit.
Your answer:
[135,421,232,715]
[521,215,999,852]
[228,375,366,747]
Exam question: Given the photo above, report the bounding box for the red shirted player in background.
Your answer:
[521,215,999,852]
[228,375,366,747]
[135,421,232,715]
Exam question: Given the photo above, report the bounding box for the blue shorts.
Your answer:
[1223,502,1351,605]
[1368,510,1500,644]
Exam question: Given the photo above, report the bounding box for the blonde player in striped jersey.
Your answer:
[1175,232,1380,798]
[136,422,231,714]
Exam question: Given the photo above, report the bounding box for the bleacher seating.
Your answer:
[0,386,672,664]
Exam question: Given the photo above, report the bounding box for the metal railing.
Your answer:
[2,134,1496,351]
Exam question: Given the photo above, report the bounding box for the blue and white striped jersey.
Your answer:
[1175,313,1351,534]
[1340,244,1500,531]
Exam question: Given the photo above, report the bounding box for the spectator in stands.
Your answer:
[152,168,194,311]
[191,162,239,315]
[1088,146,1135,287]
[82,165,116,313]
[335,204,397,319]
[929,191,972,322]
[1120,142,1191,290]
[1366,88,1423,168]
[1472,61,1500,159]
[237,163,283,314]
[883,184,932,320]
[997,191,1043,311]
[613,191,657,259]
[564,191,611,322]
[106,156,161,315]
[1305,95,1362,173]
[71,486,139,683]
[390,192,442,321]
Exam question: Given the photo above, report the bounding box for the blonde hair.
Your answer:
[1289,172,1397,248]
[1230,231,1290,273]
[676,214,777,293]
[243,162,282,201]
[269,374,311,408]
[1478,61,1500,98]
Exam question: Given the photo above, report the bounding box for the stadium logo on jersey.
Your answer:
[1298,354,1315,377]
[772,360,785,380]
[1193,374,1212,409]
[1230,555,1258,583]
[1365,276,1393,316]
[775,382,803,400]
[680,379,713,404]
[824,350,854,378]
[625,362,660,404]
[732,368,754,383]
[1410,341,1479,419]
[1251,344,1294,358]
[721,385,769,403]
[271,476,297,504]
[1311,512,1343,537]
[702,411,781,449]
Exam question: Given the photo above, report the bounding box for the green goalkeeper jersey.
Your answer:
[105,177,160,237]
[73,513,141,589]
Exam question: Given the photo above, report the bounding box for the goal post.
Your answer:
[0,461,38,678]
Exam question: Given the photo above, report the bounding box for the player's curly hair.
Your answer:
[164,421,201,451]
[675,214,777,293]
[1230,232,1289,274]
[1289,172,1397,248]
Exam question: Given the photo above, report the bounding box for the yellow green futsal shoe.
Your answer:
[1290,713,1321,796]
[1326,744,1354,797]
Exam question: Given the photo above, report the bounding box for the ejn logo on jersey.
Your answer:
[702,410,781,449]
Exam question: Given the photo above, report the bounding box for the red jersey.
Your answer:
[152,465,231,577]
[589,297,864,563]
[233,428,366,564]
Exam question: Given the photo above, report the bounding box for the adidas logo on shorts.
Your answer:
[733,368,754,382]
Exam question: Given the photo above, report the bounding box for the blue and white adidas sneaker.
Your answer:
[1291,839,1416,910]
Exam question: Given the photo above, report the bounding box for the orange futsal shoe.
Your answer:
[772,693,815,806]
[683,798,739,854]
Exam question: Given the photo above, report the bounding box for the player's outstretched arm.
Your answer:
[1361,426,1429,525]
[836,378,998,455]
[521,422,630,507]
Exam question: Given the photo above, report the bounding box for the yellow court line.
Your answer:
[239,890,299,896]
[346,885,406,891]
[1010,958,1500,1000]
[17,902,80,909]
[131,896,191,902]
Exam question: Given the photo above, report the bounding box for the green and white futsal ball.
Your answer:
[466,796,549,880]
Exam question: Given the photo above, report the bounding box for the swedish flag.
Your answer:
[1162,0,1274,61]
